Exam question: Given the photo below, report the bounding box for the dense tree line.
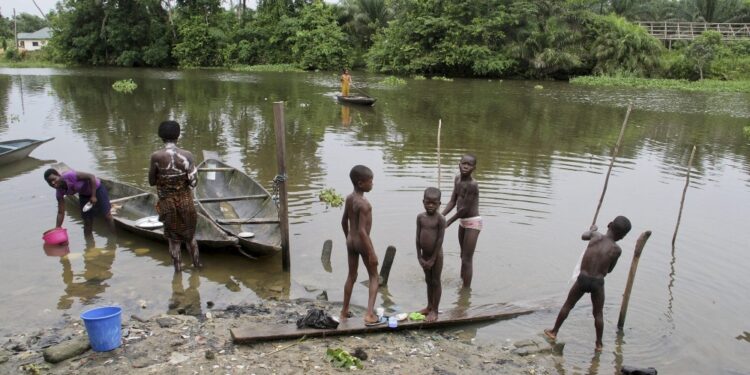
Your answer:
[1,0,749,79]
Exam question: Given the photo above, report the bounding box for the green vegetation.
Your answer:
[230,64,305,72]
[744,126,750,138]
[0,0,748,87]
[318,188,344,208]
[412,75,426,80]
[432,76,454,82]
[570,76,750,93]
[112,79,138,93]
[380,76,406,86]
[326,348,363,369]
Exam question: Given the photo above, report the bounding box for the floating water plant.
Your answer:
[534,84,544,90]
[412,75,426,80]
[319,188,344,208]
[380,76,406,86]
[112,79,137,93]
[744,125,750,137]
[432,76,453,82]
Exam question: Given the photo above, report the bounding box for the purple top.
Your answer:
[55,170,100,200]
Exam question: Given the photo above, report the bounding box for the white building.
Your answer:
[17,27,51,52]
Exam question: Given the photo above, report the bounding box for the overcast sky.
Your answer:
[1,0,272,18]
[2,0,57,17]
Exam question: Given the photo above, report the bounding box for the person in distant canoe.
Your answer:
[544,216,632,352]
[149,120,201,272]
[44,168,114,235]
[340,68,352,97]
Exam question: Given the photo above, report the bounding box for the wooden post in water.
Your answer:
[379,246,397,286]
[321,239,333,273]
[273,102,291,271]
[592,105,632,226]
[617,230,652,330]
[672,145,697,247]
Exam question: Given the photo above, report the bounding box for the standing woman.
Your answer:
[44,168,114,235]
[149,120,201,272]
[341,68,352,96]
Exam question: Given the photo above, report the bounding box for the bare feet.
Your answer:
[363,313,379,325]
[417,307,430,315]
[595,343,603,352]
[543,329,557,340]
[340,310,354,321]
[426,310,438,322]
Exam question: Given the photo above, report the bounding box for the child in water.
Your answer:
[416,187,446,322]
[340,165,380,325]
[544,216,632,352]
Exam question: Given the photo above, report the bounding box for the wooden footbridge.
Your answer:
[636,22,750,41]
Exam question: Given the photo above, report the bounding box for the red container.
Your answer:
[42,227,69,245]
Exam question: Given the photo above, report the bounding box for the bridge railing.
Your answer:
[635,21,750,41]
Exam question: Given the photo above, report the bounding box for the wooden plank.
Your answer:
[231,303,535,344]
[217,218,280,225]
[198,167,234,172]
[197,195,267,203]
[109,192,151,204]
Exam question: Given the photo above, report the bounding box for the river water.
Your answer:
[1,68,748,373]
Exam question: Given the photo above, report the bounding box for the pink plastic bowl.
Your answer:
[42,227,69,245]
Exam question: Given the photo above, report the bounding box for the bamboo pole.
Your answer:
[671,145,697,246]
[272,102,291,271]
[592,105,632,227]
[437,119,442,190]
[617,230,652,330]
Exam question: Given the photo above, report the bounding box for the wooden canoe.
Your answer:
[336,95,376,106]
[53,163,238,249]
[102,179,238,249]
[231,302,535,344]
[0,138,54,165]
[194,158,282,257]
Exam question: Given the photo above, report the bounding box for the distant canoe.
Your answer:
[0,138,54,165]
[195,158,282,257]
[336,95,376,106]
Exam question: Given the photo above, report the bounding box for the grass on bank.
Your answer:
[230,64,305,73]
[571,76,750,93]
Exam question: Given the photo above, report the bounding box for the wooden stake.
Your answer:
[272,102,291,271]
[671,145,697,247]
[321,239,332,273]
[379,246,397,286]
[617,230,652,330]
[437,119,442,190]
[592,105,632,227]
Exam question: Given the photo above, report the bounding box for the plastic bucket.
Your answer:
[42,227,68,245]
[80,306,122,352]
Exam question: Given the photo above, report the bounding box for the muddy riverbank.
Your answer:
[0,298,563,374]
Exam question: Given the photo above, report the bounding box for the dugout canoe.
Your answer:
[336,95,376,106]
[195,158,282,257]
[0,138,54,165]
[53,163,238,249]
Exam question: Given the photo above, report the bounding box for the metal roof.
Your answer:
[17,27,51,40]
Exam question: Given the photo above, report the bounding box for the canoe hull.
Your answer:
[195,159,282,257]
[336,95,376,106]
[0,138,54,165]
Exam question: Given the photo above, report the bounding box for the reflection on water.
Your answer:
[169,271,202,316]
[1,68,749,374]
[58,236,116,309]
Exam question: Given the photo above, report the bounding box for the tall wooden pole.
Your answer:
[437,119,442,190]
[592,104,632,226]
[273,102,291,271]
[671,145,697,246]
[617,230,652,330]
